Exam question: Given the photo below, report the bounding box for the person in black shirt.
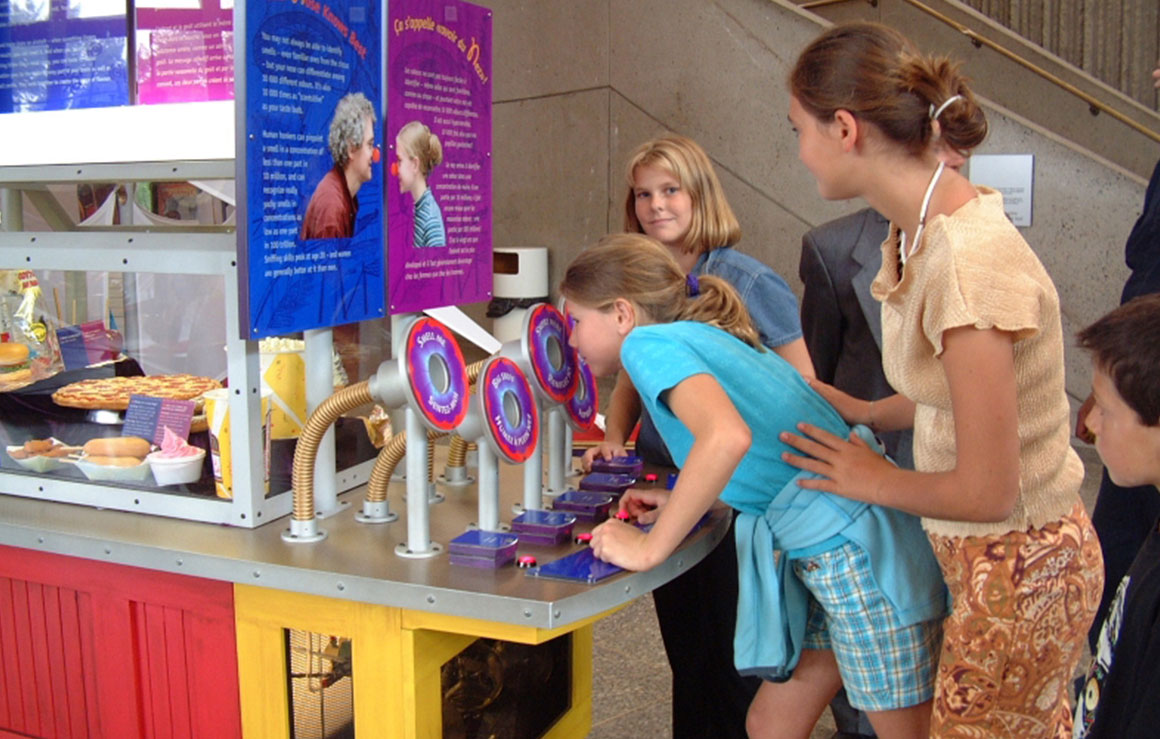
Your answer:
[1073,293,1160,737]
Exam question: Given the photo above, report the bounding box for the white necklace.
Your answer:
[899,161,946,267]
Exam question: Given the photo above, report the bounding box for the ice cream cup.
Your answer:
[203,388,271,499]
[146,448,206,486]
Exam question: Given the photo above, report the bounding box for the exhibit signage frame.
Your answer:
[237,0,385,338]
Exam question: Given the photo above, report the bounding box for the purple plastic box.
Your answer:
[590,455,644,477]
[448,530,520,569]
[511,510,576,546]
[578,472,636,494]
[552,491,614,522]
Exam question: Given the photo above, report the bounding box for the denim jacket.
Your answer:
[693,246,802,348]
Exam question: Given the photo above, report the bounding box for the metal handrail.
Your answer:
[795,0,1160,144]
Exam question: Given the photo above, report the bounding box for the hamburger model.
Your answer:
[0,343,31,385]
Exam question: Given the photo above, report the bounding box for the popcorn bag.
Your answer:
[0,269,64,391]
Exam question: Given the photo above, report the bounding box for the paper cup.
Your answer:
[204,388,271,499]
[146,448,206,486]
[260,350,307,440]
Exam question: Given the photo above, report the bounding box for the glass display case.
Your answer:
[0,105,384,527]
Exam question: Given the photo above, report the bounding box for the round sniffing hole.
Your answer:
[501,389,521,427]
[574,375,588,403]
[546,334,564,371]
[427,352,450,394]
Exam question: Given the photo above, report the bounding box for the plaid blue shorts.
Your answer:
[796,539,942,712]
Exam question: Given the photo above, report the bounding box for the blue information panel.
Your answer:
[0,0,129,113]
[241,0,384,337]
[526,547,625,585]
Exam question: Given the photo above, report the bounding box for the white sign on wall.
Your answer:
[968,154,1034,227]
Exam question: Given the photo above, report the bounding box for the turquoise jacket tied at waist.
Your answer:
[733,425,947,681]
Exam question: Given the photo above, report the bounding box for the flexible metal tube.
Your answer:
[364,429,446,503]
[291,381,373,521]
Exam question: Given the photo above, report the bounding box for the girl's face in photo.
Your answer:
[394,135,420,193]
[632,164,693,250]
[788,96,848,200]
[564,299,627,378]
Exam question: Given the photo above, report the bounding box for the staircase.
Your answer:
[790,0,1160,179]
[962,0,1158,110]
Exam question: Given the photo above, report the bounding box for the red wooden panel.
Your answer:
[27,583,57,737]
[134,602,155,739]
[90,592,144,739]
[184,609,242,739]
[0,547,241,739]
[57,588,91,739]
[0,546,229,613]
[10,580,41,737]
[41,585,73,738]
[162,608,192,739]
[140,602,172,739]
[0,578,16,730]
[75,593,101,739]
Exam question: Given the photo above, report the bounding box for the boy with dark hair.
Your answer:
[1073,293,1160,738]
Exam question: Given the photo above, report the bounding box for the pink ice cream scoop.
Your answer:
[158,426,200,458]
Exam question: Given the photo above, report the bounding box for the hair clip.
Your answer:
[929,94,963,120]
[686,273,700,297]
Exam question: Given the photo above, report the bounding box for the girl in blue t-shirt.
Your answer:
[589,134,811,738]
[562,233,946,739]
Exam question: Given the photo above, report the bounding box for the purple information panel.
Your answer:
[136,0,234,104]
[241,0,384,337]
[386,0,492,313]
[123,395,196,446]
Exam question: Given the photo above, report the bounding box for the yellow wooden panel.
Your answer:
[542,624,593,739]
[352,602,406,738]
[400,601,628,645]
[235,583,362,633]
[233,583,607,739]
[235,598,292,738]
[402,628,477,739]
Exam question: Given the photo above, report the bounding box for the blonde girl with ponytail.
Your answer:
[780,22,1101,737]
[594,135,814,739]
[394,120,446,247]
[563,233,947,739]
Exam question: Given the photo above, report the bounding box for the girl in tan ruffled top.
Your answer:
[777,22,1102,738]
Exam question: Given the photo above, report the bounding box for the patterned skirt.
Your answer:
[927,503,1103,738]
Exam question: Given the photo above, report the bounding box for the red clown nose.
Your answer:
[372,146,381,164]
[390,161,399,177]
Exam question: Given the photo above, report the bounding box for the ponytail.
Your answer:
[790,22,987,157]
[676,274,762,349]
[560,233,763,350]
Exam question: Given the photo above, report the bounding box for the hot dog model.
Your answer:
[81,436,152,464]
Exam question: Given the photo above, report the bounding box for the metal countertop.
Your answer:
[0,460,729,631]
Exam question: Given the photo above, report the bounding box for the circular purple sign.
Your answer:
[405,317,468,431]
[525,303,577,404]
[566,353,597,431]
[480,356,538,463]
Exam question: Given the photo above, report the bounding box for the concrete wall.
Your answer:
[485,0,1150,403]
[802,0,1160,180]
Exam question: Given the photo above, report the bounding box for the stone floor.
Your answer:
[586,443,1105,738]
